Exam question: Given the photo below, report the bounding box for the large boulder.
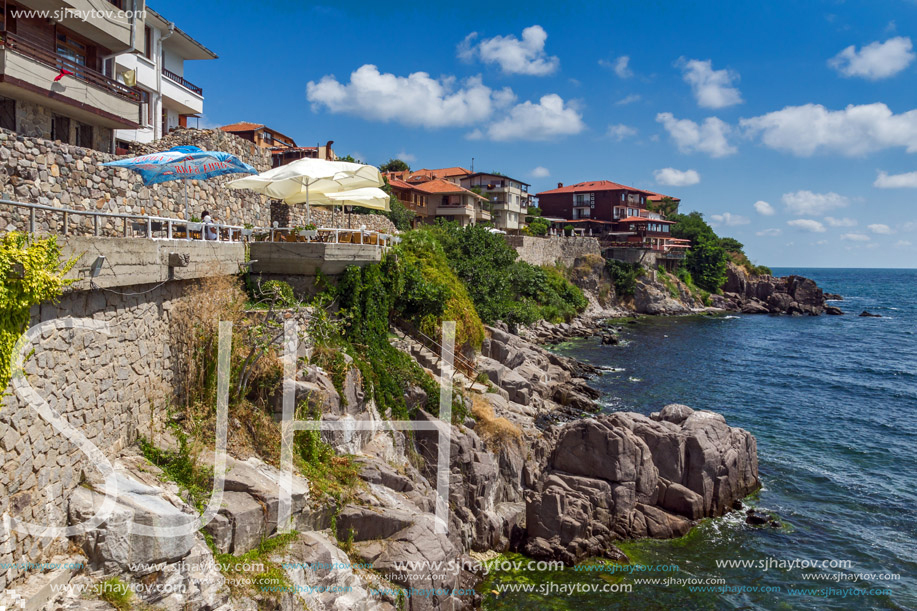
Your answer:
[634,280,691,315]
[523,406,759,563]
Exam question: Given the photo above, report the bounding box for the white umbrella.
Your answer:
[226,159,383,224]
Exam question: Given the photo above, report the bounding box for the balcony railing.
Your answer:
[0,31,140,102]
[162,67,203,96]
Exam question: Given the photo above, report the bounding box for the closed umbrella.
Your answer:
[226,159,383,224]
[103,145,257,222]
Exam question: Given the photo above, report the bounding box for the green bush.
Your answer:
[606,260,643,297]
[684,237,728,292]
[259,280,296,307]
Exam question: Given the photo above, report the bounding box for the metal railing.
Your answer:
[0,31,141,102]
[251,226,398,248]
[397,318,478,380]
[162,67,203,96]
[0,199,247,242]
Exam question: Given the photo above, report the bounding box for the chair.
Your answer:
[338,232,352,244]
[365,233,379,245]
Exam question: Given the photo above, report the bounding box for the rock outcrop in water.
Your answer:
[524,404,760,564]
[717,262,840,315]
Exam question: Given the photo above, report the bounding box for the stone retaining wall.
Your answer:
[0,280,196,589]
[0,128,396,237]
[505,235,602,267]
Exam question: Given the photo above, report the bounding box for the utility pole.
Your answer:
[471,157,474,173]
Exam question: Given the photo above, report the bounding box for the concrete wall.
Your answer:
[506,235,602,267]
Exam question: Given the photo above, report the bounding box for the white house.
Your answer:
[113,7,216,148]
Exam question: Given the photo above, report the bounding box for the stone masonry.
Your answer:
[505,235,602,267]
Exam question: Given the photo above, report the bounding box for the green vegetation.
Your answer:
[138,428,214,514]
[293,402,360,501]
[656,267,681,300]
[0,232,75,397]
[669,212,771,290]
[646,195,679,218]
[379,158,410,173]
[257,279,296,307]
[206,530,300,600]
[523,208,551,236]
[675,267,711,306]
[605,260,643,297]
[97,577,132,610]
[424,223,587,326]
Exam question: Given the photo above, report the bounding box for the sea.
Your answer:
[483,268,917,611]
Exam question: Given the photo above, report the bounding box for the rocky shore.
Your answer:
[15,316,761,611]
[718,263,843,316]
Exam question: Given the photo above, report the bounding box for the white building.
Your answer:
[459,172,531,232]
[113,7,216,147]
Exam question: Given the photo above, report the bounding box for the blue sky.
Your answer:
[157,0,917,267]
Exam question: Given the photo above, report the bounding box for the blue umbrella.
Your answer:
[103,145,257,222]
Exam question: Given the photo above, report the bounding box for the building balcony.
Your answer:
[0,31,141,128]
[16,0,138,52]
[435,204,474,217]
[476,208,491,221]
[161,67,203,114]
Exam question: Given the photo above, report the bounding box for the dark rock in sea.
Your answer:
[723,263,830,316]
[745,512,769,526]
[523,404,759,564]
[601,333,620,345]
[769,520,782,528]
[825,293,843,300]
[859,311,882,317]
[825,306,844,315]
[732,499,744,511]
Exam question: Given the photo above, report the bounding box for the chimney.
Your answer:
[557,182,564,188]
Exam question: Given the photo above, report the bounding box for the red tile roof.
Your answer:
[220,122,264,132]
[408,167,472,181]
[387,178,415,190]
[536,180,654,196]
[412,178,485,199]
[645,190,681,202]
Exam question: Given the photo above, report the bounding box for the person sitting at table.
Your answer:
[202,210,218,240]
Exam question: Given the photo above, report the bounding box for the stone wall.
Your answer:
[0,279,198,590]
[505,235,602,267]
[0,127,395,237]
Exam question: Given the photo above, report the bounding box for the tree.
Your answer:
[684,236,728,292]
[718,237,744,254]
[647,196,679,218]
[337,153,363,163]
[670,211,716,244]
[380,158,410,173]
[525,216,550,236]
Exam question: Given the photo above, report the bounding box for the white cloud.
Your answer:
[824,216,858,227]
[874,170,917,188]
[601,55,633,78]
[458,25,559,76]
[754,200,775,216]
[782,190,849,216]
[828,37,915,80]
[710,212,750,226]
[841,233,871,241]
[677,58,743,108]
[868,223,894,234]
[396,151,416,162]
[607,123,638,141]
[530,166,550,178]
[656,113,737,157]
[787,219,827,233]
[654,168,700,186]
[484,94,585,141]
[306,65,513,128]
[616,94,641,106]
[895,240,913,247]
[756,228,782,236]
[740,103,917,157]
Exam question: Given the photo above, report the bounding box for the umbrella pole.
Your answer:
[306,182,311,226]
[183,179,190,240]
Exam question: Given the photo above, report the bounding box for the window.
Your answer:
[51,115,70,143]
[0,97,15,132]
[262,131,273,144]
[56,32,87,68]
[621,193,625,202]
[76,123,93,148]
[144,26,153,59]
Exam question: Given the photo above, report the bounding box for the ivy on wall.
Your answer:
[0,232,74,397]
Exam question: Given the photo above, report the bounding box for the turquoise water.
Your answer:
[485,268,917,610]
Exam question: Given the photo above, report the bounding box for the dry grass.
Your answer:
[471,395,523,450]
